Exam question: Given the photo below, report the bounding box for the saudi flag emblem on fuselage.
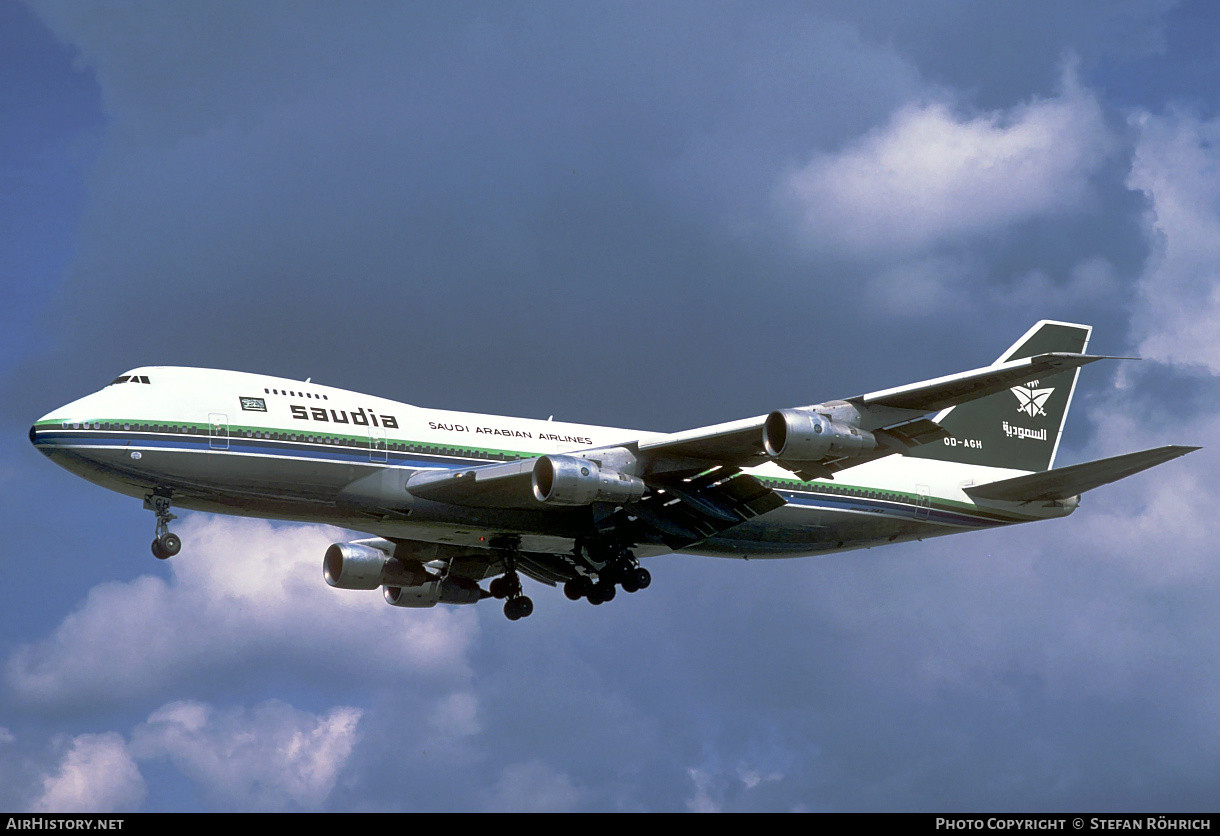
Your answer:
[1011,383,1054,418]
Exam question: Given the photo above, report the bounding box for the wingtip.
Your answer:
[1153,444,1201,462]
[1037,352,1139,363]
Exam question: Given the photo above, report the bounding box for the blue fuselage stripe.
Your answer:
[33,429,1013,531]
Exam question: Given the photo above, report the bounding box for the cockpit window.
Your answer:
[109,376,131,385]
[108,375,151,386]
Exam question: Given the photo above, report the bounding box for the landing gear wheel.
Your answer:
[504,595,534,621]
[594,580,616,603]
[151,538,170,560]
[491,545,533,620]
[159,532,182,557]
[632,567,651,590]
[490,570,523,599]
[564,579,585,601]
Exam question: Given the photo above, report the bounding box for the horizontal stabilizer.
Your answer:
[964,445,1199,503]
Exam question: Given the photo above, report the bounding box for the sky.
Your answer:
[2,0,1220,813]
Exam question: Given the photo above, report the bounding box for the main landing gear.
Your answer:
[145,491,182,560]
[562,545,650,606]
[488,541,533,621]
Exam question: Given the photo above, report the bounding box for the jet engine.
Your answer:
[763,409,877,462]
[323,541,394,590]
[531,454,646,506]
[323,540,432,590]
[326,540,485,607]
[384,579,484,608]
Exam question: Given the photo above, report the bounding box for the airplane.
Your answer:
[29,320,1197,620]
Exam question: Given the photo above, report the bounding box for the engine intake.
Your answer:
[323,542,393,590]
[763,409,877,462]
[532,455,645,506]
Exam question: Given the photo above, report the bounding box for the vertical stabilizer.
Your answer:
[907,321,1091,472]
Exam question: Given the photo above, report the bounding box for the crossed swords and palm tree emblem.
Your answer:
[1010,383,1054,418]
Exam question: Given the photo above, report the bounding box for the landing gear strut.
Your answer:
[489,541,533,621]
[145,491,181,560]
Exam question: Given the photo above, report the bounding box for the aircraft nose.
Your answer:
[30,409,63,453]
[30,417,53,454]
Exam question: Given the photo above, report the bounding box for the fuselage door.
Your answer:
[209,413,229,451]
[369,427,388,463]
[915,484,931,520]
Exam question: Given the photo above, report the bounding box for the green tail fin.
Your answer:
[908,320,1091,472]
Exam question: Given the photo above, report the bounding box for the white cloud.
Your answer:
[864,253,1119,321]
[16,698,363,812]
[5,516,479,705]
[130,699,361,810]
[686,767,721,813]
[683,762,785,812]
[481,760,585,812]
[737,764,782,790]
[429,691,482,738]
[782,65,1113,256]
[1128,108,1220,373]
[31,733,146,814]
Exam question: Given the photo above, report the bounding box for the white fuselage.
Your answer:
[31,366,1071,560]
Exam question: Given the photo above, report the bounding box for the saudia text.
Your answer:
[1002,421,1048,441]
[290,405,399,429]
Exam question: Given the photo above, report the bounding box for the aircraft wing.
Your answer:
[404,350,1113,515]
[403,453,785,549]
[397,345,1115,550]
[637,351,1111,476]
[852,352,1110,415]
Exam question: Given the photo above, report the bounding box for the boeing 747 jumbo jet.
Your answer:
[30,321,1196,620]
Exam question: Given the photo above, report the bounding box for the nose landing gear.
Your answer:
[145,491,181,560]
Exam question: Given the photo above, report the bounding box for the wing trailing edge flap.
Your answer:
[514,552,579,587]
[626,469,787,550]
[964,445,1199,503]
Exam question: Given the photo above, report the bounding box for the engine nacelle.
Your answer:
[384,579,483,608]
[763,409,877,462]
[323,542,393,590]
[531,455,646,506]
